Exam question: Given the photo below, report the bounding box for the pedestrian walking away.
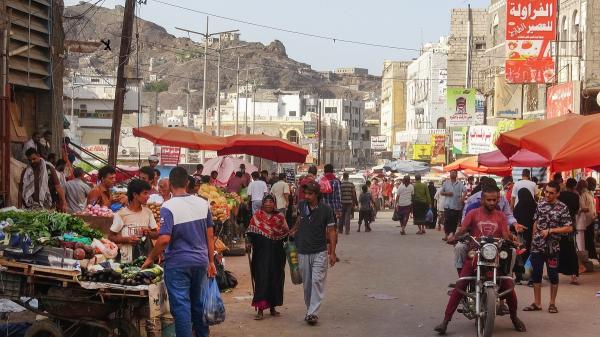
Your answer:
[340,172,358,234]
[290,180,338,326]
[358,184,374,232]
[412,174,431,235]
[248,171,269,214]
[271,173,291,214]
[245,194,289,320]
[394,176,413,235]
[523,181,573,314]
[320,164,342,234]
[142,167,217,337]
[440,170,466,241]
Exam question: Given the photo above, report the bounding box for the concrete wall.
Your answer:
[381,61,409,149]
[448,8,488,89]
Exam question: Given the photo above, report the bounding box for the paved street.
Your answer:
[212,210,600,337]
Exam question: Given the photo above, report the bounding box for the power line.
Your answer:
[148,0,420,52]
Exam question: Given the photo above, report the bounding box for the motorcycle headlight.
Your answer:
[499,250,509,260]
[481,244,498,260]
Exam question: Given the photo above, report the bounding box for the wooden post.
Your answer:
[108,0,136,166]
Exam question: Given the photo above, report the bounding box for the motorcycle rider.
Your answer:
[435,184,526,334]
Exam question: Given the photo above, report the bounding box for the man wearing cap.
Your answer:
[291,180,337,326]
[148,155,159,169]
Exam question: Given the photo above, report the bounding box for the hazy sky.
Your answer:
[65,0,491,74]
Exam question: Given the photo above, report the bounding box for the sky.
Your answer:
[65,0,491,75]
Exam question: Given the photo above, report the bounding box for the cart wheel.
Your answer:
[24,320,63,337]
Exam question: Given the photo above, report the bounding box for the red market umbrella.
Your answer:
[444,156,512,177]
[478,149,550,168]
[132,125,226,151]
[218,134,308,163]
[495,113,600,171]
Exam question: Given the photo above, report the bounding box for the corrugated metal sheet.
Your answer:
[7,0,51,91]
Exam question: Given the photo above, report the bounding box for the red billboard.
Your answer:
[505,1,557,84]
[546,81,580,119]
[160,147,181,166]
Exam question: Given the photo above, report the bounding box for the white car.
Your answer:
[348,174,367,197]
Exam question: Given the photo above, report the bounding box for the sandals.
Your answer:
[548,304,558,314]
[522,303,542,312]
[270,308,281,316]
[305,314,318,325]
[254,310,264,320]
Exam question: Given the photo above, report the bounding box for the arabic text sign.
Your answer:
[505,1,557,84]
[506,1,556,40]
[452,130,467,155]
[430,134,446,165]
[370,136,388,150]
[160,147,181,166]
[447,88,476,127]
[467,125,497,155]
[83,145,108,159]
[412,144,432,161]
[546,81,580,119]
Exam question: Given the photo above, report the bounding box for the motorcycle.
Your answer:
[452,235,518,337]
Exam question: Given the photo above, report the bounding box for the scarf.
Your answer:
[246,209,289,240]
[22,159,53,209]
[324,172,337,181]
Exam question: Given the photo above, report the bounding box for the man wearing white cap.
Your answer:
[148,155,159,169]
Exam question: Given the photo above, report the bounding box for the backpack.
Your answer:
[319,176,333,194]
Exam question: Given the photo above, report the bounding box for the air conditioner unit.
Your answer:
[121,149,131,156]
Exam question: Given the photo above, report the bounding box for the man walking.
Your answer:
[339,172,358,234]
[321,164,342,231]
[248,171,268,214]
[271,173,290,213]
[292,181,337,326]
[142,167,216,337]
[523,181,573,314]
[440,170,466,241]
[412,174,432,235]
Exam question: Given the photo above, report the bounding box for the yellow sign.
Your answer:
[430,135,446,165]
[412,144,432,161]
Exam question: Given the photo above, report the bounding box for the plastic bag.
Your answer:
[201,278,226,326]
[523,256,533,281]
[284,240,303,285]
[425,208,434,223]
[91,238,119,259]
[392,207,400,221]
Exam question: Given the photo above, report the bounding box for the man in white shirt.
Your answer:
[395,176,414,235]
[248,171,268,214]
[511,169,537,209]
[270,173,290,213]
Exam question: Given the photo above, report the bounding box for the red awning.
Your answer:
[217,134,308,163]
[478,149,550,168]
[132,125,226,151]
[444,156,512,177]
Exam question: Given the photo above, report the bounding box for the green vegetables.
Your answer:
[0,210,103,242]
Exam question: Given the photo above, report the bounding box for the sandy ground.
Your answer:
[211,210,600,337]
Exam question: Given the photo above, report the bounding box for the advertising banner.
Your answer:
[83,145,108,159]
[430,134,446,165]
[505,1,557,84]
[412,144,432,161]
[451,128,468,155]
[371,136,388,150]
[303,121,317,137]
[546,81,580,119]
[160,146,181,166]
[447,88,476,127]
[467,125,497,155]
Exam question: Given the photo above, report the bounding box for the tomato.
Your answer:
[509,51,521,59]
[522,41,533,49]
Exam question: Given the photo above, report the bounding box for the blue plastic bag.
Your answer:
[425,208,434,223]
[201,278,226,326]
[523,256,533,281]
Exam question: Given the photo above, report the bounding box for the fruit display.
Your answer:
[80,204,114,217]
[210,203,230,222]
[147,203,162,225]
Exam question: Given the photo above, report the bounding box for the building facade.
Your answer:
[380,61,410,150]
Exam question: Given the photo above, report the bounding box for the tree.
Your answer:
[144,80,169,124]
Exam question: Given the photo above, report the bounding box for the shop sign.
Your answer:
[505,0,557,84]
[467,125,497,155]
[447,88,476,127]
[160,147,181,166]
[412,144,432,161]
[430,134,446,165]
[371,136,388,150]
[546,81,580,119]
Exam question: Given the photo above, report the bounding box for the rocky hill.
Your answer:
[63,3,381,112]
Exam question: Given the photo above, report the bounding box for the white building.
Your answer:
[405,37,449,131]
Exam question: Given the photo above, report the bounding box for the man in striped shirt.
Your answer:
[339,172,358,234]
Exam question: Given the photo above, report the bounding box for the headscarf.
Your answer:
[246,194,289,240]
[513,188,536,227]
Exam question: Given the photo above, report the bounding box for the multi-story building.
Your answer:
[335,67,369,76]
[380,61,410,150]
[405,37,449,131]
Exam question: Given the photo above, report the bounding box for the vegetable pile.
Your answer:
[0,210,103,242]
[79,256,163,286]
[79,204,114,217]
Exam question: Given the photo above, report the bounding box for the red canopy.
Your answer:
[444,156,512,177]
[218,134,308,163]
[478,149,550,168]
[495,113,600,171]
[132,125,226,150]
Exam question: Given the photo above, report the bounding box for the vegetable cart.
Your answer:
[0,257,170,337]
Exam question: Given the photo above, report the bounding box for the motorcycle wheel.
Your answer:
[477,287,497,337]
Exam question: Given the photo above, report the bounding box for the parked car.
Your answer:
[348,174,367,197]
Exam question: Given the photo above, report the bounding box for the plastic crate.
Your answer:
[0,270,23,300]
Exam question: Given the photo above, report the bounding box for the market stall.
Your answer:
[0,210,169,337]
[444,156,513,177]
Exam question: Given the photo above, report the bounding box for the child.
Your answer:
[358,184,374,232]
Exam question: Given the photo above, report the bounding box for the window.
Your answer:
[286,130,299,143]
[99,139,110,145]
[475,43,486,51]
[80,104,87,109]
[572,10,580,47]
[343,106,350,113]
[91,78,100,83]
[289,110,297,117]
[491,14,499,46]
[437,117,447,129]
[561,16,568,49]
[324,107,337,114]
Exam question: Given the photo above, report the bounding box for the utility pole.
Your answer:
[465,4,472,88]
[176,20,238,162]
[252,79,257,133]
[244,68,249,134]
[108,0,135,166]
[215,42,245,136]
[235,57,240,134]
[317,100,322,166]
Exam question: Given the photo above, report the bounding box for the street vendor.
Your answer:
[148,154,159,168]
[19,148,67,211]
[109,179,159,263]
[87,166,128,207]
[139,166,159,195]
